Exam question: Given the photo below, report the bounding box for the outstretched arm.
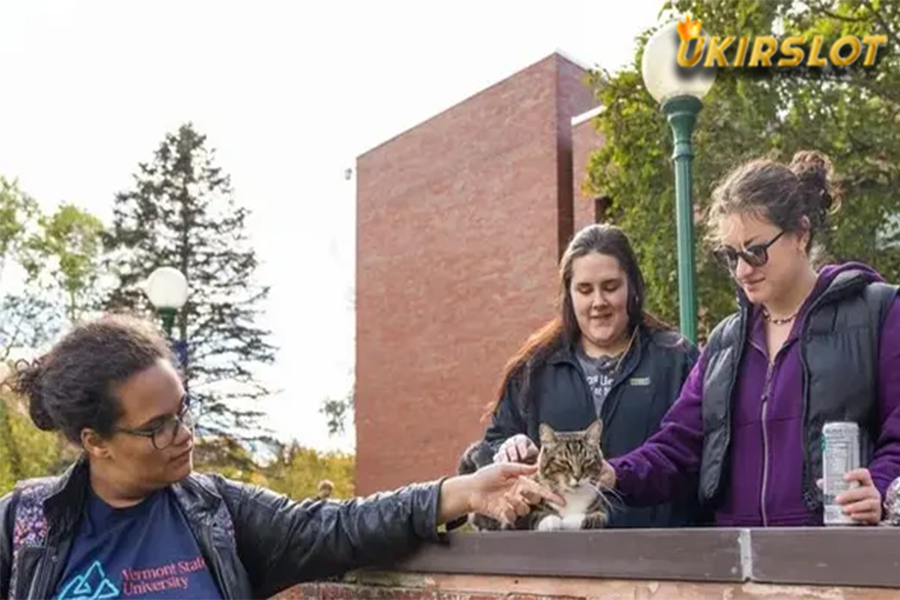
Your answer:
[609,352,707,506]
[219,462,562,598]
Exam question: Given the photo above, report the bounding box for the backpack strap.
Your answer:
[9,478,55,600]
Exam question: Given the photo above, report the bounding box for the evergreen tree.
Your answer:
[103,123,276,439]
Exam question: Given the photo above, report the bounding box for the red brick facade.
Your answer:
[355,53,602,495]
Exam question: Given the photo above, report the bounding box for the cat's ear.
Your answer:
[586,419,603,445]
[539,423,557,445]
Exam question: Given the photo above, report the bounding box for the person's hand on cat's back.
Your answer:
[494,434,538,464]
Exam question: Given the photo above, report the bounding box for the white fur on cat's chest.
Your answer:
[550,484,598,517]
[537,484,599,532]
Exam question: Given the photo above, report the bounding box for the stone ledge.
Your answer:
[272,528,900,598]
[278,575,900,600]
[393,528,900,588]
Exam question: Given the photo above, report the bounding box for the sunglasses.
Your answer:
[714,230,785,271]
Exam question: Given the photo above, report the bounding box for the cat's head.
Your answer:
[537,420,608,491]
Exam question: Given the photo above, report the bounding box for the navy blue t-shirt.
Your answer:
[53,487,223,599]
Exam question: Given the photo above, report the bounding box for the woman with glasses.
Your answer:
[604,150,900,527]
[0,315,562,600]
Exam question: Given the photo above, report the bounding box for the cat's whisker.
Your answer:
[583,479,625,514]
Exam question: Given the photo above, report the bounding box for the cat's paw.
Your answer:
[561,514,586,530]
[536,515,563,532]
[583,511,609,529]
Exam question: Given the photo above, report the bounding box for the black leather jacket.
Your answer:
[0,458,445,599]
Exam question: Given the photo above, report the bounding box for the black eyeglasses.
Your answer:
[115,395,195,450]
[714,230,785,272]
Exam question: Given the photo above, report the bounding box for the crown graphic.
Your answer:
[677,14,702,41]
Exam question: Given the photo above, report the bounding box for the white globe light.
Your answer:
[641,20,716,105]
[145,267,189,310]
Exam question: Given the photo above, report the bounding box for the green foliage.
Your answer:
[263,442,355,500]
[584,0,900,340]
[192,436,355,500]
[0,379,70,496]
[24,204,106,323]
[320,384,354,437]
[0,180,107,495]
[0,177,105,359]
[0,177,39,283]
[192,436,271,486]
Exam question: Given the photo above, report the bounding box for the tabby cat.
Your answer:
[527,419,612,531]
[455,420,613,531]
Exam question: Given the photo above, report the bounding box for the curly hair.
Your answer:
[5,314,174,443]
[707,150,842,263]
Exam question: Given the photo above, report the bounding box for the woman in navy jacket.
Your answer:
[474,224,706,528]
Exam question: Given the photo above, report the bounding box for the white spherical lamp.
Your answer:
[641,19,716,106]
[146,267,189,310]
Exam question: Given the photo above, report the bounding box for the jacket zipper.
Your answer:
[760,361,775,527]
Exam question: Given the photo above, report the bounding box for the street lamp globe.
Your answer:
[640,20,716,106]
[146,267,188,311]
[639,19,716,345]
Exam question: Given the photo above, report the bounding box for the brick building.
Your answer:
[355,52,606,494]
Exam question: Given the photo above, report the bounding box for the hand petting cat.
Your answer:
[438,462,566,527]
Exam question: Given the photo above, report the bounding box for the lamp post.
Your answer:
[146,266,189,371]
[641,20,716,345]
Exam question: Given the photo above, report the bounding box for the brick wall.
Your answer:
[277,573,899,600]
[355,53,599,495]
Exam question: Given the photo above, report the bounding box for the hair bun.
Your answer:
[789,150,841,220]
[12,357,57,432]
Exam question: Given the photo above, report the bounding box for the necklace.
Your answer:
[762,307,798,325]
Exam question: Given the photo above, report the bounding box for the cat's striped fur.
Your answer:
[456,420,613,531]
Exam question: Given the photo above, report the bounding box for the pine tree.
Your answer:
[103,123,276,439]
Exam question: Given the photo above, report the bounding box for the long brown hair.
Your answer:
[482,224,672,421]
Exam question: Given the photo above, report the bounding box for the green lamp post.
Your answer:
[146,266,189,369]
[641,20,716,344]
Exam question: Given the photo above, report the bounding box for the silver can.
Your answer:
[822,421,861,526]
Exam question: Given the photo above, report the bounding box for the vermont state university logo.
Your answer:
[57,561,120,600]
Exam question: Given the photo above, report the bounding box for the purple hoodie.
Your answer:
[610,263,900,526]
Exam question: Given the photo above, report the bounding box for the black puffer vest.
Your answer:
[698,270,898,511]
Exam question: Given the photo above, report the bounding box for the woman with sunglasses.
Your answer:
[0,315,561,599]
[605,150,900,527]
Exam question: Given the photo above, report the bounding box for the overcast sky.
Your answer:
[0,0,668,452]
